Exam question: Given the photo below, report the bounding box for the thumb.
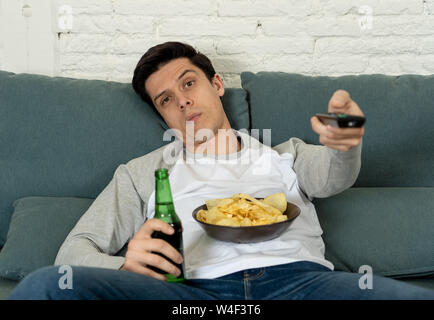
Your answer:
[328,92,350,113]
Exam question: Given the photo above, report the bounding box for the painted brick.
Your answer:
[72,15,116,34]
[259,54,315,74]
[2,0,433,82]
[216,37,314,55]
[113,0,216,16]
[261,16,362,37]
[210,54,263,73]
[56,0,113,15]
[313,55,368,74]
[315,36,425,56]
[218,0,313,17]
[159,18,257,37]
[114,15,154,34]
[312,0,423,15]
[371,15,434,36]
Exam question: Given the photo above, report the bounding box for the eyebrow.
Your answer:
[153,69,197,105]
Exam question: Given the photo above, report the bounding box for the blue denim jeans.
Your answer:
[8,261,434,300]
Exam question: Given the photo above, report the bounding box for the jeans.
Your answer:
[8,261,434,300]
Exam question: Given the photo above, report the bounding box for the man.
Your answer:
[9,42,434,299]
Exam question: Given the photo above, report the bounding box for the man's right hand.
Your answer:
[120,218,183,281]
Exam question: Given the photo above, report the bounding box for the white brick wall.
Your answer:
[0,0,3,69]
[1,0,434,87]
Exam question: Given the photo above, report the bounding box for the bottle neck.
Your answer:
[154,174,179,224]
[155,175,174,204]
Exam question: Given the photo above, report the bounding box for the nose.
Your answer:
[178,95,193,111]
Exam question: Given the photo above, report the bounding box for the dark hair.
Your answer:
[132,42,216,115]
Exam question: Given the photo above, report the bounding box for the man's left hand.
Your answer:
[310,89,365,152]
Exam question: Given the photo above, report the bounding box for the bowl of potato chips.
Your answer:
[192,192,300,243]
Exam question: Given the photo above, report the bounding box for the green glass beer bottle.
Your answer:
[149,168,185,283]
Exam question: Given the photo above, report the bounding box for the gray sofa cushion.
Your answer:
[314,187,434,278]
[398,277,434,291]
[0,197,94,280]
[241,71,434,188]
[0,70,249,247]
[2,187,433,282]
[0,189,433,294]
[0,277,18,300]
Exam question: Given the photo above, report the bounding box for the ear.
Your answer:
[211,74,225,97]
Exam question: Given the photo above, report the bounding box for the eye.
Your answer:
[185,80,194,88]
[161,96,170,106]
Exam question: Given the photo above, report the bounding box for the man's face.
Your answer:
[145,57,229,145]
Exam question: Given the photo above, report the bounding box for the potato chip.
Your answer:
[240,217,252,226]
[207,207,227,224]
[197,209,208,222]
[196,192,288,227]
[206,198,234,210]
[263,192,287,213]
[216,218,240,227]
[233,193,282,215]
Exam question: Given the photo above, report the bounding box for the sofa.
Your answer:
[0,69,433,300]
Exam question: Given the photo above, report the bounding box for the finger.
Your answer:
[128,238,183,265]
[135,218,174,240]
[125,250,180,279]
[310,116,329,137]
[328,100,364,119]
[326,125,365,139]
[334,100,364,117]
[328,90,351,111]
[312,116,362,150]
[121,257,167,281]
[347,100,364,116]
[147,252,182,277]
[131,250,181,277]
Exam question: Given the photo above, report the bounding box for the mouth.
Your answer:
[186,112,201,122]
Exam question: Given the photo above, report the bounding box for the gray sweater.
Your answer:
[55,136,362,270]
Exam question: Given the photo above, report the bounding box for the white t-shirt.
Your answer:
[146,131,334,279]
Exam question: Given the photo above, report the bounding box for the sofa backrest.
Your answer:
[0,70,249,247]
[241,72,434,188]
[3,69,433,247]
